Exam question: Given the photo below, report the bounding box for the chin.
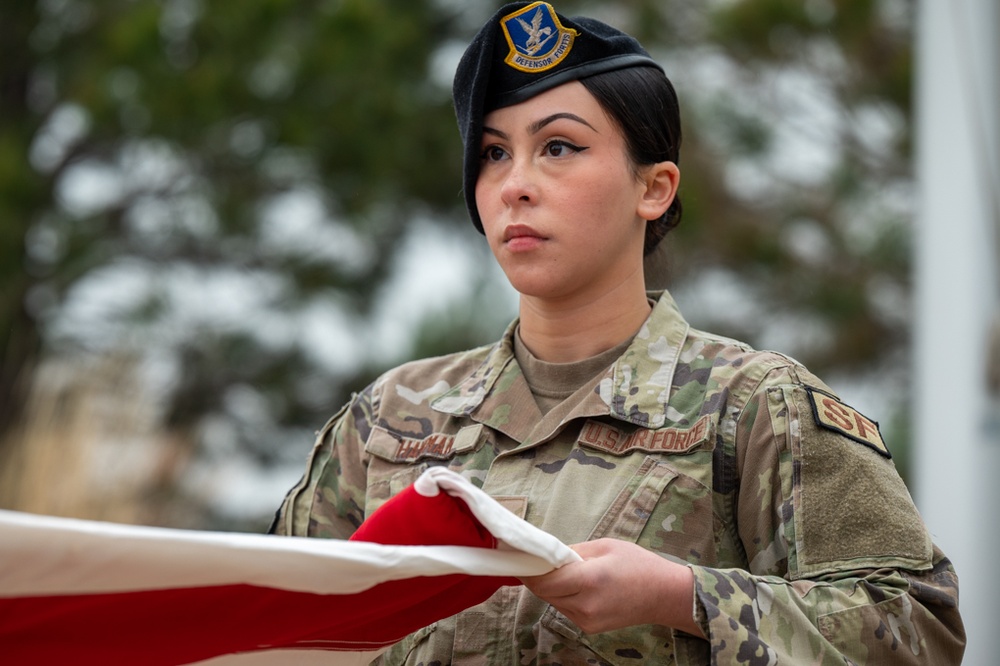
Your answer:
[504,274,573,301]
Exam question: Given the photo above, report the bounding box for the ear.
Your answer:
[636,161,680,221]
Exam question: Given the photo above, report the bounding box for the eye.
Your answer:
[480,145,509,162]
[543,140,587,158]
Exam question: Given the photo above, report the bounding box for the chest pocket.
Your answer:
[535,419,717,666]
[576,415,717,561]
[535,457,689,666]
[362,424,490,516]
[586,456,678,543]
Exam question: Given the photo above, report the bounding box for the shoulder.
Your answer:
[682,325,836,402]
[645,291,834,398]
[685,329,888,461]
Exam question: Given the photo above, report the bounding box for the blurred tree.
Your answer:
[692,0,914,377]
[0,0,918,527]
[0,0,476,526]
[626,0,917,469]
[0,2,47,445]
[581,0,917,469]
[592,0,915,378]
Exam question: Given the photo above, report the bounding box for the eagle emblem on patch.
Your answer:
[500,2,578,73]
[806,388,890,458]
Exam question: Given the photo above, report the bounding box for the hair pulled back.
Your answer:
[580,66,682,256]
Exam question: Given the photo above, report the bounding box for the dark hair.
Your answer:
[580,66,682,255]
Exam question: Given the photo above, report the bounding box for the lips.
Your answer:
[503,224,546,243]
[501,224,548,253]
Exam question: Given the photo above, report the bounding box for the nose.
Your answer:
[499,156,536,207]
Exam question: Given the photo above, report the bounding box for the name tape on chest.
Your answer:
[395,433,457,460]
[578,415,712,456]
[805,388,890,458]
[366,425,484,463]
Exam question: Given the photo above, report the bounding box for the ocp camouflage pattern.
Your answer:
[273,290,965,664]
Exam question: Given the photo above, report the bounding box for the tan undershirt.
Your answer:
[514,327,635,415]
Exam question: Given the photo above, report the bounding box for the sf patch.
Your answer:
[500,2,578,73]
[805,388,890,458]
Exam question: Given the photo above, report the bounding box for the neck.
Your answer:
[517,274,651,363]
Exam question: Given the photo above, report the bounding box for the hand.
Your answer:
[520,538,705,638]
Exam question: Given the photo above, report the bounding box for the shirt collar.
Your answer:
[431,290,690,429]
[602,290,690,428]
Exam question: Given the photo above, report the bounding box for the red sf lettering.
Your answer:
[821,398,854,432]
[853,413,878,441]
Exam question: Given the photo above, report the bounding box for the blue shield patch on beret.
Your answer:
[500,2,578,73]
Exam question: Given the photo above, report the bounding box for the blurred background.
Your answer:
[0,0,921,531]
[2,0,998,660]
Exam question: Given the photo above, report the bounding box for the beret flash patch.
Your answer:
[805,388,890,458]
[501,2,578,73]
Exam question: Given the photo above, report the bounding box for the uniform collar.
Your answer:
[602,290,691,428]
[431,290,690,430]
[427,318,520,418]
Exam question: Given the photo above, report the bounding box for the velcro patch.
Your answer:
[806,388,889,458]
[578,415,712,456]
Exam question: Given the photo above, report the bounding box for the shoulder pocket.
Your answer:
[787,386,932,577]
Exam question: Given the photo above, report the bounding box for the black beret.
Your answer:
[453,2,663,232]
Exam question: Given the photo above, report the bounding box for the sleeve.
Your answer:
[269,383,377,539]
[675,374,965,665]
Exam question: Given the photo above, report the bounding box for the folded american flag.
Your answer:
[0,467,579,665]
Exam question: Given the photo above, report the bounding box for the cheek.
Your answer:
[474,179,487,213]
[475,190,504,255]
[563,168,634,222]
[474,177,499,221]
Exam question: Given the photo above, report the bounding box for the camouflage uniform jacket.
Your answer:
[273,290,965,665]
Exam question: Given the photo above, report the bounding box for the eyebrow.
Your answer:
[482,112,598,141]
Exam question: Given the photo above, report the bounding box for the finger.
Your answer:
[568,538,617,559]
[520,563,584,598]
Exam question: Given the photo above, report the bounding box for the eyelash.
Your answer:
[543,139,587,156]
[480,145,507,162]
[479,140,589,162]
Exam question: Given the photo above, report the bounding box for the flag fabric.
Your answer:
[0,467,579,665]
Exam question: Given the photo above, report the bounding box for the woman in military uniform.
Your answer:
[273,2,965,663]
